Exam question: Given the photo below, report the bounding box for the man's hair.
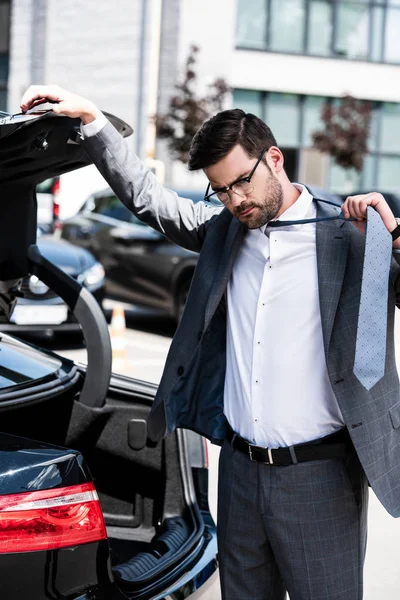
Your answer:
[188,108,277,171]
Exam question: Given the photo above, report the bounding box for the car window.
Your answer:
[0,336,62,390]
[93,194,146,225]
[36,177,56,194]
[93,195,130,221]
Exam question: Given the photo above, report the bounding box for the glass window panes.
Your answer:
[270,0,306,53]
[367,104,379,153]
[377,156,400,190]
[233,89,263,118]
[302,96,325,146]
[371,6,385,62]
[236,0,267,49]
[384,9,400,63]
[328,160,362,194]
[334,2,369,60]
[308,1,332,56]
[266,93,300,147]
[360,154,375,190]
[380,103,400,154]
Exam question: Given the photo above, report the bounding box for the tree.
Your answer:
[154,45,230,164]
[312,95,373,174]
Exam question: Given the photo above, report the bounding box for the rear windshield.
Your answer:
[36,178,56,194]
[0,335,62,390]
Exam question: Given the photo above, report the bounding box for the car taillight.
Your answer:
[52,177,61,220]
[0,482,107,553]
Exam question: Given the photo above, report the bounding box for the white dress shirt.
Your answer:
[81,116,344,448]
[224,185,344,448]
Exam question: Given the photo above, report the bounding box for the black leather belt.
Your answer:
[226,427,351,466]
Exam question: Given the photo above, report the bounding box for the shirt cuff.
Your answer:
[80,113,108,138]
[393,249,400,254]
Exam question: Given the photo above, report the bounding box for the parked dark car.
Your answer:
[0,229,105,336]
[60,184,341,322]
[0,108,217,599]
[60,187,206,322]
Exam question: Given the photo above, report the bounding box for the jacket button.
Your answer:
[177,366,184,376]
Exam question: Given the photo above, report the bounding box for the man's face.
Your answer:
[204,144,283,229]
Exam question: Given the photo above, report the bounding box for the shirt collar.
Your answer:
[259,184,314,234]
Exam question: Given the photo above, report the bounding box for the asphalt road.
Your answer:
[48,300,400,600]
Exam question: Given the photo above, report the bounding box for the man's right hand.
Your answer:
[20,85,102,124]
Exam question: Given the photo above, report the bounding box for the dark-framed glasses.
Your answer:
[204,147,269,205]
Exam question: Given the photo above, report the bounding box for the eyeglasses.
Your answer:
[204,147,269,205]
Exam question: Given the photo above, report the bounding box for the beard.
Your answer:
[234,171,284,229]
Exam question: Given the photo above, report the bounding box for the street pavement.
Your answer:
[53,300,400,599]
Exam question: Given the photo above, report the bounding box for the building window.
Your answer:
[236,0,400,64]
[233,88,400,192]
[334,2,370,60]
[269,0,306,54]
[236,0,267,49]
[308,1,333,56]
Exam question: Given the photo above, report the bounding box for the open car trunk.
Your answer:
[0,347,210,598]
[0,109,215,599]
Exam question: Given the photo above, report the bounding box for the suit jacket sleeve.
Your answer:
[390,251,400,307]
[81,121,223,253]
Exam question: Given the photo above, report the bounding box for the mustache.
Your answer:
[236,203,256,215]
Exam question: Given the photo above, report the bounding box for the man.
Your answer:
[21,85,400,600]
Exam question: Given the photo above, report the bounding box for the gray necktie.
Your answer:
[353,206,393,390]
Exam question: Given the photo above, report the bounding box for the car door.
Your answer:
[78,192,195,313]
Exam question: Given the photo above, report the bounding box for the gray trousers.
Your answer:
[217,437,369,600]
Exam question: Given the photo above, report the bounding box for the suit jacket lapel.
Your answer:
[204,217,245,331]
[316,201,349,355]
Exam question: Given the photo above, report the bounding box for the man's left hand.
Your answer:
[341,192,400,249]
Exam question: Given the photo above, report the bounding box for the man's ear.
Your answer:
[267,146,284,174]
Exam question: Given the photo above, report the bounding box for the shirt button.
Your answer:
[257,341,261,345]
[255,380,259,383]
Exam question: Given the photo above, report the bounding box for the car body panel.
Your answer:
[0,109,218,599]
[61,188,201,319]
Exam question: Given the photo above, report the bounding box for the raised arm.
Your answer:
[20,85,223,253]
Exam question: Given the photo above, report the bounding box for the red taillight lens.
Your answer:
[53,200,60,219]
[0,482,107,553]
[52,177,61,220]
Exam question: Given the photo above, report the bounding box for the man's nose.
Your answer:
[228,190,247,207]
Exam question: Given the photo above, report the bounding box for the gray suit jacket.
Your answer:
[83,122,400,517]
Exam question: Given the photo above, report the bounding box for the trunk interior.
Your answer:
[0,370,204,596]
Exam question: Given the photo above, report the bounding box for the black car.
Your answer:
[0,229,105,336]
[0,108,217,599]
[60,187,207,322]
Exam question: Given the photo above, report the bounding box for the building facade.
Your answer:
[159,0,400,194]
[3,0,400,195]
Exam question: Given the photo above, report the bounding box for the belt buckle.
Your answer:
[249,445,274,465]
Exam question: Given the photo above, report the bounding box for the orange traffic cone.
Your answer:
[110,304,127,372]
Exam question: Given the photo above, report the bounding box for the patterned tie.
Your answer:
[353,206,393,390]
[268,201,393,391]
